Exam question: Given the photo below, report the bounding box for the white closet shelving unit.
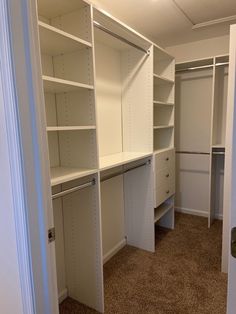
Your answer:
[210,55,229,225]
[35,0,175,312]
[153,45,175,231]
[37,0,104,312]
[175,55,229,230]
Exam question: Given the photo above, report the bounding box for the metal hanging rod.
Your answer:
[93,21,150,55]
[212,152,225,155]
[176,62,229,73]
[176,151,210,155]
[52,179,96,200]
[101,159,151,182]
[176,64,213,73]
[216,62,229,67]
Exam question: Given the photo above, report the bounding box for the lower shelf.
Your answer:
[51,167,97,186]
[154,202,173,223]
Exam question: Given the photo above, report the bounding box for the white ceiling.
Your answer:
[91,0,236,47]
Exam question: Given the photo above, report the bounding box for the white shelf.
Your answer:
[99,152,152,171]
[154,202,173,223]
[42,75,94,93]
[39,21,92,56]
[154,100,174,106]
[154,125,174,130]
[154,147,175,155]
[47,126,96,131]
[154,74,174,85]
[51,167,97,186]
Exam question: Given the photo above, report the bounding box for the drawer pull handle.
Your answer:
[166,174,170,178]
[166,190,170,194]
[166,157,169,161]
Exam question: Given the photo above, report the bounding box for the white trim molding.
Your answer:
[0,1,35,313]
[175,207,209,218]
[1,0,59,313]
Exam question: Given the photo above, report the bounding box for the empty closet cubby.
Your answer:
[154,195,175,229]
[154,105,174,127]
[154,46,175,81]
[37,0,92,43]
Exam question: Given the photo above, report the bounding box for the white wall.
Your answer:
[166,35,229,63]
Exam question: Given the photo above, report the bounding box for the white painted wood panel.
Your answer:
[95,41,123,157]
[122,48,153,153]
[175,154,210,216]
[52,198,67,299]
[175,69,213,152]
[124,159,155,252]
[100,175,125,261]
[62,175,104,312]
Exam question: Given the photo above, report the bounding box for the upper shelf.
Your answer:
[154,74,174,85]
[39,21,92,56]
[37,0,88,19]
[47,126,96,131]
[154,125,174,130]
[42,75,94,93]
[154,100,174,106]
[99,152,152,171]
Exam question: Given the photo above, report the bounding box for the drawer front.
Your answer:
[155,149,175,171]
[155,166,175,208]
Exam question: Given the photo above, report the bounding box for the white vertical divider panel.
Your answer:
[100,173,126,263]
[124,158,155,252]
[52,195,67,301]
[62,174,104,312]
[122,46,153,153]
[122,45,154,252]
[209,58,216,227]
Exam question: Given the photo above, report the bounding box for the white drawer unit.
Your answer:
[155,166,175,207]
[155,148,175,208]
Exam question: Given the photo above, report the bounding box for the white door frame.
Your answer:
[0,0,58,313]
[224,24,236,314]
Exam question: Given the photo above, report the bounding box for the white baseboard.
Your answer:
[103,239,126,264]
[175,207,208,217]
[175,207,223,220]
[58,288,68,304]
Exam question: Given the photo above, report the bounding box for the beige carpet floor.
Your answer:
[60,213,227,314]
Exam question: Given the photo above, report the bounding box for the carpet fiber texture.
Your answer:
[60,213,227,314]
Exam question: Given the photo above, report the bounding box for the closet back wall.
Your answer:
[166,35,229,63]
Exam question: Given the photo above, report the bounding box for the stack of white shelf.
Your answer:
[38,0,98,186]
[153,46,175,153]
